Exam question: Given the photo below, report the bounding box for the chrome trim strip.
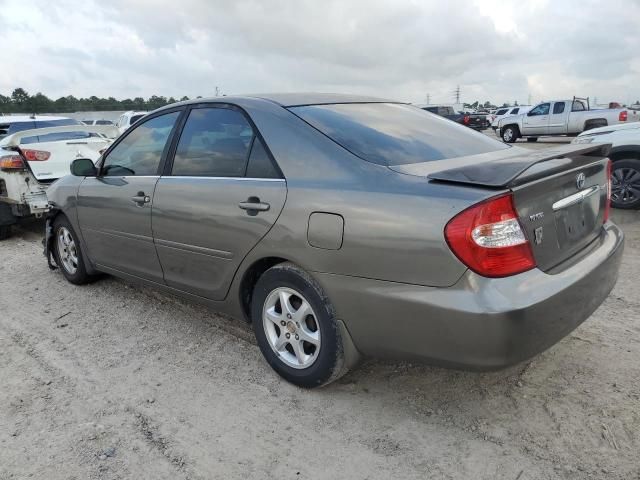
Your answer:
[159,176,285,182]
[154,238,234,259]
[552,185,600,211]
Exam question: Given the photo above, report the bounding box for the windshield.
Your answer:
[290,103,509,166]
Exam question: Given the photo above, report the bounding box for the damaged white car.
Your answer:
[0,125,117,239]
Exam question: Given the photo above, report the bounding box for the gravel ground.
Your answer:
[1,138,639,479]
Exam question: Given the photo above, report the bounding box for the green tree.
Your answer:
[11,88,30,107]
[180,96,189,102]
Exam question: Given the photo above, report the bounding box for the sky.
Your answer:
[1,0,639,106]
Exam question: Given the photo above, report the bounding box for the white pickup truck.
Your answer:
[0,125,116,239]
[497,97,636,143]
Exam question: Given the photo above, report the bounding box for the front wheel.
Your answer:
[251,262,346,388]
[52,216,93,284]
[501,125,519,143]
[611,159,640,209]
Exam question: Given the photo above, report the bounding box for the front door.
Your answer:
[522,103,550,135]
[152,106,287,300]
[77,110,182,281]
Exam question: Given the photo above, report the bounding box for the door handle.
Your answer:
[131,191,151,205]
[238,196,270,213]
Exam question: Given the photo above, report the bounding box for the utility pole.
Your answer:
[527,93,532,105]
[426,93,430,105]
[215,86,220,97]
[453,85,461,104]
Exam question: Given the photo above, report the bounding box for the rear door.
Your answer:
[522,103,551,135]
[77,109,182,282]
[548,101,569,135]
[152,105,286,300]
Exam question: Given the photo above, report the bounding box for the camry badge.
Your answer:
[576,172,586,189]
[529,212,544,222]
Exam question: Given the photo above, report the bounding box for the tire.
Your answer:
[251,262,346,388]
[611,159,640,209]
[527,137,538,142]
[501,125,519,143]
[584,120,607,131]
[0,225,11,240]
[51,215,93,284]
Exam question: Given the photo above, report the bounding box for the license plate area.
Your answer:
[554,191,600,249]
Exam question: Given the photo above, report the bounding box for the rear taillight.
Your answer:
[619,111,628,122]
[604,159,612,223]
[0,154,25,170]
[21,149,50,161]
[463,115,470,125]
[445,193,536,278]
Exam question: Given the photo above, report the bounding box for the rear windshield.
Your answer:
[496,108,509,115]
[290,103,509,166]
[34,119,80,128]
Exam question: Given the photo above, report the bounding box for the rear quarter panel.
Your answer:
[232,98,496,288]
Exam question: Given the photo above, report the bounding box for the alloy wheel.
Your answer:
[612,166,640,206]
[57,226,79,275]
[262,287,321,369]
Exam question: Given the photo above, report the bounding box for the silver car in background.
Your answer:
[44,94,623,388]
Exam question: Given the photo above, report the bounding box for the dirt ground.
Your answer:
[1,139,639,479]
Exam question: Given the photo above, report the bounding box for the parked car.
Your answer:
[44,94,623,388]
[82,119,115,126]
[497,97,630,143]
[0,125,114,239]
[491,106,531,131]
[115,111,147,135]
[573,122,640,209]
[0,115,81,140]
[419,105,490,130]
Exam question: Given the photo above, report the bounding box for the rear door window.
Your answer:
[496,108,509,115]
[511,108,519,114]
[171,107,254,177]
[553,102,566,114]
[290,103,509,166]
[572,101,586,112]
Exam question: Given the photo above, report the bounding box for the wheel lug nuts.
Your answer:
[285,333,290,339]
[295,334,299,340]
[280,321,286,326]
[286,314,292,319]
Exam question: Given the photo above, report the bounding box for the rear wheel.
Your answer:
[584,119,607,131]
[52,216,93,284]
[251,262,346,388]
[527,137,538,143]
[501,125,519,143]
[611,159,640,209]
[0,225,11,240]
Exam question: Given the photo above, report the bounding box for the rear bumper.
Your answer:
[315,223,624,369]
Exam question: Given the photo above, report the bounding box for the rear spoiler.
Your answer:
[427,143,611,189]
[1,124,119,148]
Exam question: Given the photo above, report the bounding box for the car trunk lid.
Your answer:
[391,143,611,272]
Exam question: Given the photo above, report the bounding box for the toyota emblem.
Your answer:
[576,172,586,189]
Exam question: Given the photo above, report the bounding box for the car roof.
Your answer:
[173,93,399,108]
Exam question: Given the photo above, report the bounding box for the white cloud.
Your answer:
[1,0,638,105]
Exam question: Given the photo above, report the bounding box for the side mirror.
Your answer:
[70,158,98,177]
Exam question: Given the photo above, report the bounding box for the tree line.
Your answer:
[0,88,192,114]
